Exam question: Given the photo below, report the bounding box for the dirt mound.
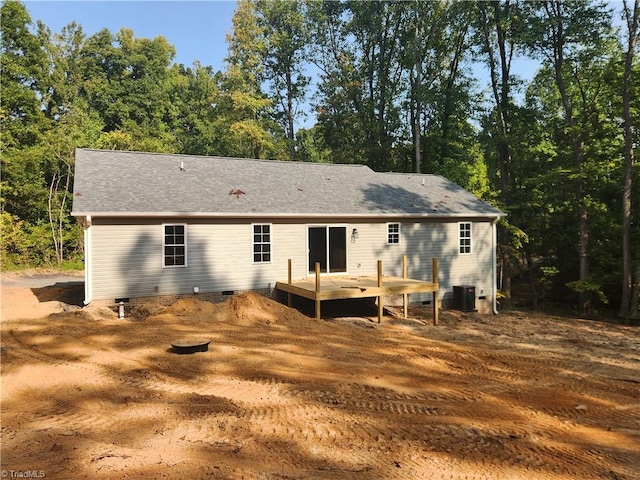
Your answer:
[82,305,120,321]
[145,292,310,327]
[164,297,221,317]
[226,292,309,326]
[128,303,166,321]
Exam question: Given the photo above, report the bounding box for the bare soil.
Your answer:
[1,272,639,479]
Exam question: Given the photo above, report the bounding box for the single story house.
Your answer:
[72,148,505,314]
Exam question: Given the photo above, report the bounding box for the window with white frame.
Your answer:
[163,224,186,267]
[459,222,471,254]
[253,224,271,263]
[387,223,400,244]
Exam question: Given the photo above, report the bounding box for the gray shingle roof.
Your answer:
[71,149,504,218]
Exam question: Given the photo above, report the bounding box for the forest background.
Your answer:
[1,0,638,318]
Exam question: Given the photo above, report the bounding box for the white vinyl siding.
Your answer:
[89,219,306,301]
[87,217,494,312]
[345,220,492,309]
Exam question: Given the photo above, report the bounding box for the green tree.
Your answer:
[619,0,640,318]
[475,0,521,199]
[0,0,46,152]
[1,0,51,266]
[347,0,407,170]
[34,19,101,263]
[309,0,485,190]
[2,3,185,266]
[79,27,177,151]
[256,0,309,161]
[433,2,476,173]
[166,62,222,155]
[518,48,623,313]
[39,21,86,120]
[474,0,525,301]
[220,0,280,159]
[522,0,615,314]
[295,125,331,163]
[307,0,366,165]
[309,1,410,170]
[402,0,448,174]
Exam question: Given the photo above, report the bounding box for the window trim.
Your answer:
[387,222,400,245]
[163,223,187,268]
[458,222,472,255]
[252,223,272,264]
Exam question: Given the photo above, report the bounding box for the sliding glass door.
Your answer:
[308,226,346,274]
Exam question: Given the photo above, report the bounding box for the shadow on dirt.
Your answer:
[279,293,382,320]
[31,282,85,306]
[2,291,639,480]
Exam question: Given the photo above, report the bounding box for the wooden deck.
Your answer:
[275,257,439,324]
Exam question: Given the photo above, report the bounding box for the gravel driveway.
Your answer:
[0,271,84,288]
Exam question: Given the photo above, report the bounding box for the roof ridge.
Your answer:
[376,171,440,177]
[77,148,372,169]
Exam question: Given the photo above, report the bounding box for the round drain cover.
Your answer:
[171,339,211,354]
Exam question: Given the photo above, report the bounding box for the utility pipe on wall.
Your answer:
[83,215,92,306]
[492,217,499,315]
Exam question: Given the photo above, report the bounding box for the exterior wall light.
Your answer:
[351,228,359,243]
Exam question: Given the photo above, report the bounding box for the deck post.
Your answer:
[402,255,408,318]
[432,257,439,325]
[287,259,292,307]
[315,262,321,320]
[377,260,383,323]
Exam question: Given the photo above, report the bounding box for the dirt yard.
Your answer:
[1,272,639,479]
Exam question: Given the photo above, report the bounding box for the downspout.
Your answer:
[83,215,92,305]
[492,217,499,314]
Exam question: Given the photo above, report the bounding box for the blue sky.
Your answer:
[24,1,238,71]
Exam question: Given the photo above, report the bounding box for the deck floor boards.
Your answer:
[275,275,438,323]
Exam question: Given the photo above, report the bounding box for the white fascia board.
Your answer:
[72,211,507,219]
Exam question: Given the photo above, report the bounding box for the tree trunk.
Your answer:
[630,261,640,318]
[410,100,418,172]
[618,0,638,318]
[48,173,62,265]
[479,1,515,300]
[58,167,71,265]
[286,69,297,161]
[439,22,466,164]
[526,250,539,310]
[502,247,512,300]
[413,10,422,174]
[544,1,590,314]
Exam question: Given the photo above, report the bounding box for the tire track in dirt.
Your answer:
[229,380,555,479]
[222,332,639,479]
[3,326,210,439]
[4,326,147,377]
[328,342,640,480]
[6,323,252,401]
[4,298,640,480]
[288,385,444,416]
